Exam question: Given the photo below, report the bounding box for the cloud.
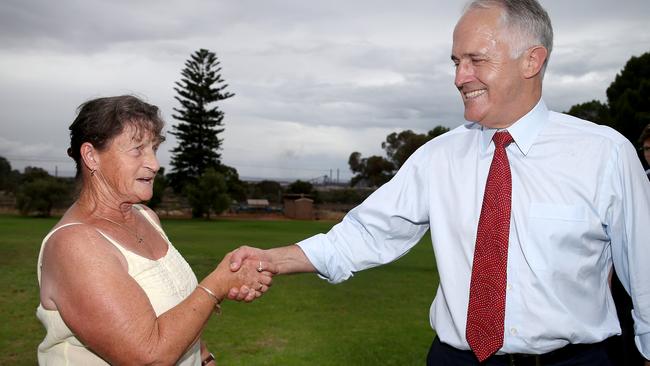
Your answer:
[1,0,649,181]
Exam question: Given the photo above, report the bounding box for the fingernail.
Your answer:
[230,263,237,269]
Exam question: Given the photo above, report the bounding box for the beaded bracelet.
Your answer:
[196,285,222,314]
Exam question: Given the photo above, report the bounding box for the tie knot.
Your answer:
[492,131,513,148]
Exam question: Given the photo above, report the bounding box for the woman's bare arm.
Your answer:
[41,225,274,365]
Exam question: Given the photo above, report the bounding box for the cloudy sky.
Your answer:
[1,0,648,182]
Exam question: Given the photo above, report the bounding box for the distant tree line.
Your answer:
[0,157,74,217]
[0,155,371,217]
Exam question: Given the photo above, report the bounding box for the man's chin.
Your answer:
[463,111,482,123]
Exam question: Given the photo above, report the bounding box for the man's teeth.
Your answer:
[465,89,486,99]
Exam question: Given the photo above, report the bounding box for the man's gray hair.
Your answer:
[465,0,553,76]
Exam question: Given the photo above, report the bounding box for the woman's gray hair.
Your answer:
[67,95,165,181]
[465,0,553,77]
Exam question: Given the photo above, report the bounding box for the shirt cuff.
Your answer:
[297,233,349,284]
[635,332,650,360]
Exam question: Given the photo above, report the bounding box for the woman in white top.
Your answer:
[37,95,275,365]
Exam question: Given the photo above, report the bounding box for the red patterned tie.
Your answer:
[466,131,514,362]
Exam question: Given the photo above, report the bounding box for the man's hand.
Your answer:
[228,246,278,301]
[229,245,272,272]
[227,244,316,301]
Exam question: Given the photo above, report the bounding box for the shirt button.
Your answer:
[510,328,518,335]
[506,283,512,290]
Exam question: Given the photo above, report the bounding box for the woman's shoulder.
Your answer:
[42,215,126,272]
[134,204,161,226]
[44,223,112,261]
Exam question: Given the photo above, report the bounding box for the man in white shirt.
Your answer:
[229,0,650,364]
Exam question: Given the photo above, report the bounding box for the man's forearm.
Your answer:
[269,245,316,275]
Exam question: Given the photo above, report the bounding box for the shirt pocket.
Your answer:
[524,203,588,272]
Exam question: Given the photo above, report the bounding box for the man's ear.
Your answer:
[522,46,548,79]
[80,142,99,172]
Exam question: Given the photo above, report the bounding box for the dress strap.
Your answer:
[37,223,84,284]
[94,205,171,262]
[133,204,170,242]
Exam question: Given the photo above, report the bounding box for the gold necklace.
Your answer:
[95,215,144,245]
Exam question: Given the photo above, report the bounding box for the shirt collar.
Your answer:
[479,98,548,156]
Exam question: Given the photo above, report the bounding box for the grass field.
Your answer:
[0,215,438,365]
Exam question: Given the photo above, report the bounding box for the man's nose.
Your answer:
[454,61,474,88]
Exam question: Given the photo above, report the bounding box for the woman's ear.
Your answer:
[80,142,98,173]
[522,45,548,79]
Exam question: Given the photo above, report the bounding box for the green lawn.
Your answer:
[0,215,438,365]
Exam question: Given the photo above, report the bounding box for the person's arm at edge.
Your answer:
[229,244,315,275]
[227,141,437,299]
[608,139,650,361]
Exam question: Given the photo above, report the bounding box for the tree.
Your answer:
[248,180,283,204]
[349,125,449,187]
[382,126,450,169]
[348,153,395,188]
[215,164,246,203]
[0,157,12,191]
[0,156,20,193]
[147,167,167,210]
[565,100,612,126]
[185,168,231,219]
[606,52,650,145]
[317,188,372,205]
[565,52,650,164]
[287,180,314,195]
[22,166,50,181]
[169,48,235,192]
[16,167,73,217]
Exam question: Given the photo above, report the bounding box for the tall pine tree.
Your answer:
[169,48,234,191]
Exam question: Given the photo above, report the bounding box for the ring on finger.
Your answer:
[257,261,263,272]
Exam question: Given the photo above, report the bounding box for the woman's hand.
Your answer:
[208,252,276,303]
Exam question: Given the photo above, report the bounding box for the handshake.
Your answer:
[216,244,315,303]
[220,246,276,303]
[215,244,316,302]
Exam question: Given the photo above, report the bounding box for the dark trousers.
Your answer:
[426,337,613,366]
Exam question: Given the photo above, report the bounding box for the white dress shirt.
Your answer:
[298,99,650,358]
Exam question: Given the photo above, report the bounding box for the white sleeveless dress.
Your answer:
[36,205,201,365]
